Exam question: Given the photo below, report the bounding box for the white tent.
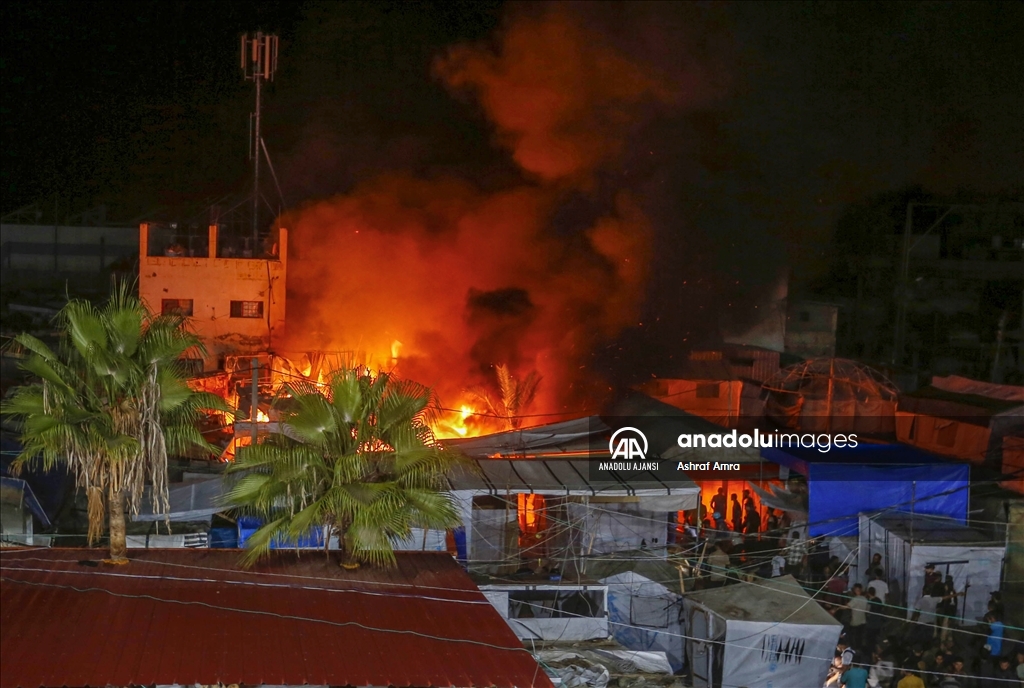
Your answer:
[444,452,700,565]
[858,513,1005,625]
[599,570,685,672]
[683,576,841,688]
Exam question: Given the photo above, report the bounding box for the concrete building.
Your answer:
[784,300,838,358]
[138,223,287,371]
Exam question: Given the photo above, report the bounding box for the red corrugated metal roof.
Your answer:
[0,548,552,688]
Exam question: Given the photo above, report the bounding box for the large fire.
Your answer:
[270,6,702,437]
[203,7,715,443]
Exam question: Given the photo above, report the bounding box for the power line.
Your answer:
[0,575,541,657]
[3,565,1018,686]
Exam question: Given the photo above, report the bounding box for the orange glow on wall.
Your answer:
[517,494,547,535]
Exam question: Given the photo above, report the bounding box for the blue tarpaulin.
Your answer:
[237,516,326,549]
[762,443,969,537]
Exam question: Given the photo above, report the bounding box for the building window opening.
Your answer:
[161,299,194,316]
[230,301,264,319]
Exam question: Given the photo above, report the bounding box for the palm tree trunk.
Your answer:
[107,483,128,562]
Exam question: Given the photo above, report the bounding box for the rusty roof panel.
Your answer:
[0,548,550,688]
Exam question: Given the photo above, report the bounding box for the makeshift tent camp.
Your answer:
[587,553,687,672]
[763,443,970,537]
[858,513,1005,626]
[447,457,700,570]
[683,576,841,688]
[445,418,701,571]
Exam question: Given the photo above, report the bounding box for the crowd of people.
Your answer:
[818,561,1021,688]
[680,485,1021,686]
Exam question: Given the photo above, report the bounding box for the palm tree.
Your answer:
[1,284,225,562]
[471,363,542,430]
[226,367,464,568]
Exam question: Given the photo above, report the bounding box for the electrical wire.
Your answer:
[3,564,1019,686]
[0,575,544,658]
[4,536,1019,639]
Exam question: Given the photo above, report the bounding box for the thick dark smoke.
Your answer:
[277,3,734,420]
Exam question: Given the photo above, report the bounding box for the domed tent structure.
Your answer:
[763,358,898,435]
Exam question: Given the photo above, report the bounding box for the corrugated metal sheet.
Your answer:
[0,548,551,688]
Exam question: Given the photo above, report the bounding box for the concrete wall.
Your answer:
[785,301,838,358]
[0,223,137,275]
[138,224,287,370]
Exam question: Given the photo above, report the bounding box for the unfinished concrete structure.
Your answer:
[138,222,287,371]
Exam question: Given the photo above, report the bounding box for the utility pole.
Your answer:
[241,32,279,251]
[250,357,259,446]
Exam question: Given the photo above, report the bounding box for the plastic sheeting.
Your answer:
[683,576,842,688]
[132,474,232,522]
[858,513,1005,626]
[481,587,610,642]
[722,620,840,688]
[538,650,673,675]
[764,444,970,537]
[599,571,685,672]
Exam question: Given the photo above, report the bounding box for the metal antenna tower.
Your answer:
[241,32,279,249]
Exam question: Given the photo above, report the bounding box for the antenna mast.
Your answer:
[241,32,279,249]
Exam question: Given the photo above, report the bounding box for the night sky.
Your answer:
[3,1,1023,381]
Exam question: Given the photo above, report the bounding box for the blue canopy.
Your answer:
[763,443,969,537]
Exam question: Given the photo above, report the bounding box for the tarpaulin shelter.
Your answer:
[586,552,687,672]
[896,375,1023,468]
[446,457,700,570]
[132,474,233,523]
[858,512,1005,626]
[763,443,969,537]
[683,576,841,688]
[445,417,701,572]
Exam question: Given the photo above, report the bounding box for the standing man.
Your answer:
[743,500,761,535]
[868,569,890,606]
[730,493,742,532]
[785,530,808,579]
[982,612,1004,666]
[845,583,870,650]
[910,584,943,646]
[711,488,727,525]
